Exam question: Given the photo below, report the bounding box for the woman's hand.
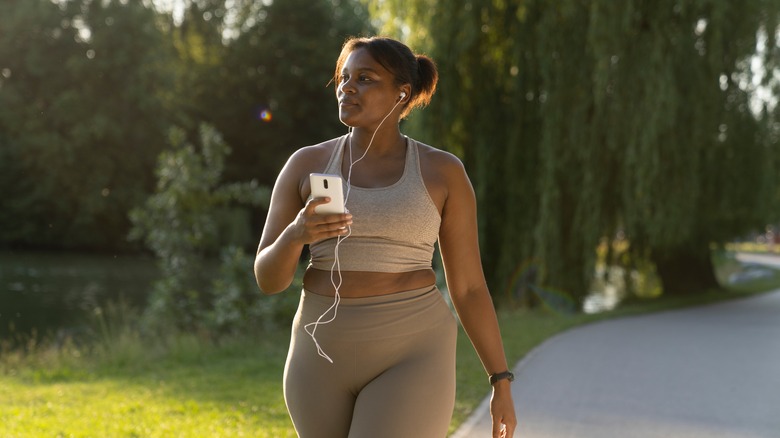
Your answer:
[490,381,517,437]
[254,196,352,294]
[289,197,352,245]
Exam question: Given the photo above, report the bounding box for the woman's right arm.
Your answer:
[254,149,352,294]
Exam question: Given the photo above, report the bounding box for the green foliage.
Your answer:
[129,124,270,334]
[0,0,372,251]
[210,246,300,334]
[169,0,374,186]
[4,0,778,311]
[0,0,176,248]
[375,0,780,304]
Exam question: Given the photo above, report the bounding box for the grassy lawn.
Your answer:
[1,333,296,438]
[2,252,778,437]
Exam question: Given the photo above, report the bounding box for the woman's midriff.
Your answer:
[303,268,437,298]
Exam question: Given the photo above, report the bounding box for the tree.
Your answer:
[0,0,83,245]
[154,0,374,243]
[579,0,778,295]
[0,0,176,249]
[0,0,374,251]
[167,0,374,187]
[373,0,780,305]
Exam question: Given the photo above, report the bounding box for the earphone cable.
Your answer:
[303,96,405,363]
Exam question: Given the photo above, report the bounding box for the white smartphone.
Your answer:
[309,173,346,214]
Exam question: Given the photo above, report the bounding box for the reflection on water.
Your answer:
[583,283,623,314]
[0,250,158,341]
[584,265,662,314]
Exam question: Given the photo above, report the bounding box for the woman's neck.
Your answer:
[348,126,404,157]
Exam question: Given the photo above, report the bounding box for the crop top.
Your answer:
[308,134,441,273]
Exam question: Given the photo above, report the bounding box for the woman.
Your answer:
[254,36,517,438]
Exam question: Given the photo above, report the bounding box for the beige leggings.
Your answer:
[283,286,458,438]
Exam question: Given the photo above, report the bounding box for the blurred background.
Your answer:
[1,0,779,343]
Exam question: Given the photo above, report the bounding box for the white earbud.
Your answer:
[399,92,407,100]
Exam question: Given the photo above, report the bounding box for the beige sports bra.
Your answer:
[308,135,441,273]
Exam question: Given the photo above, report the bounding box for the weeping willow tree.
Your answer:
[588,1,780,295]
[372,0,780,305]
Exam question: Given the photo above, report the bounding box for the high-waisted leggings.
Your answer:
[283,285,458,438]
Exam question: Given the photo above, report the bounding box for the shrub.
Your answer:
[129,124,271,336]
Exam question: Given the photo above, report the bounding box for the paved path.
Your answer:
[452,289,780,437]
[736,252,780,269]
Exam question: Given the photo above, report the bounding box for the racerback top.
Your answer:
[308,134,441,273]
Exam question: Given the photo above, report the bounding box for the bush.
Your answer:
[209,245,300,335]
[129,124,273,336]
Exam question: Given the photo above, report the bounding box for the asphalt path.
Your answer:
[737,252,780,269]
[452,287,780,438]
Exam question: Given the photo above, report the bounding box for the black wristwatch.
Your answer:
[489,371,515,386]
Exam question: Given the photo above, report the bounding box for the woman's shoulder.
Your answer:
[282,135,344,176]
[289,136,342,165]
[277,135,346,199]
[275,135,341,179]
[413,138,467,177]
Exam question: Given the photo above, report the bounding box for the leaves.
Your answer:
[129,124,269,333]
[376,0,780,302]
[0,0,175,248]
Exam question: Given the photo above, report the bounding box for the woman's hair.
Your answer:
[334,36,438,118]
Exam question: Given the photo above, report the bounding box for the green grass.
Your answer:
[1,334,296,438]
[2,253,779,437]
[725,241,780,255]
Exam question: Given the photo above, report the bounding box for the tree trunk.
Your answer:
[651,245,721,295]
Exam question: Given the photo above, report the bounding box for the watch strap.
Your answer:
[489,371,515,385]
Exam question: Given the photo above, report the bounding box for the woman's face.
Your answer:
[337,47,403,129]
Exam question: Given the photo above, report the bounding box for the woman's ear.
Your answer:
[399,85,412,102]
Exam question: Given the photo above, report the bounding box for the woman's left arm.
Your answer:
[436,153,517,438]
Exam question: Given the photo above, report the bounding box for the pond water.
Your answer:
[0,250,159,343]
